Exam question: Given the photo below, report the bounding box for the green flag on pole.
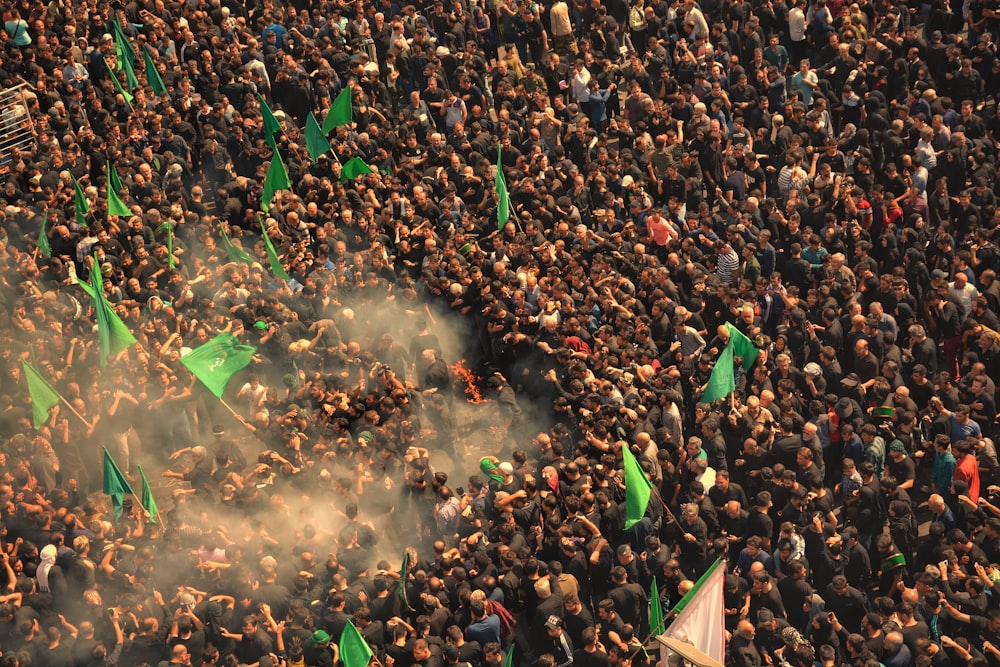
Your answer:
[338,620,373,667]
[322,86,352,133]
[105,163,133,217]
[649,577,664,637]
[121,48,140,92]
[261,148,290,212]
[180,333,257,398]
[339,156,374,183]
[142,48,170,98]
[112,20,136,70]
[137,464,159,523]
[398,550,413,610]
[623,443,652,529]
[702,341,735,403]
[103,57,134,103]
[257,93,282,149]
[82,257,137,366]
[38,217,51,258]
[495,144,509,231]
[219,226,255,265]
[103,446,134,518]
[305,112,331,161]
[724,322,760,371]
[260,217,291,280]
[73,175,90,227]
[21,360,61,430]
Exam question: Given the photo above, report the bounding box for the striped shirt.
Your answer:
[717,249,740,283]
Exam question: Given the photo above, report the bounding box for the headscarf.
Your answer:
[36,544,57,593]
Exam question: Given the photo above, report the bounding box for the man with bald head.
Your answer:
[730,620,763,667]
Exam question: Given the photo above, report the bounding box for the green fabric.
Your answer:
[880,552,907,575]
[137,464,159,523]
[142,48,169,98]
[399,551,413,610]
[38,217,51,258]
[649,577,664,637]
[261,147,290,212]
[479,457,504,484]
[112,21,135,69]
[724,322,760,370]
[121,47,139,92]
[338,620,373,667]
[103,57,133,103]
[501,646,514,667]
[73,175,90,227]
[103,446,134,519]
[340,157,374,183]
[220,226,255,265]
[623,444,652,529]
[323,86,352,133]
[180,333,257,398]
[495,144,509,230]
[257,93,282,141]
[260,218,290,280]
[671,558,724,615]
[702,342,734,403]
[305,112,331,161]
[84,257,137,366]
[105,163,132,217]
[22,360,60,429]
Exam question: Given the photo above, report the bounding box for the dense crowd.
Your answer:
[2,0,1000,665]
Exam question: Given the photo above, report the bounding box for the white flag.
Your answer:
[660,559,726,665]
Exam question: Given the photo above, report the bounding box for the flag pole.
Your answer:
[58,396,93,430]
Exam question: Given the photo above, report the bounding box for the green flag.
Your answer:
[38,217,51,258]
[220,226,255,265]
[260,217,291,280]
[338,620,373,667]
[398,551,413,610]
[84,258,137,366]
[501,646,514,667]
[112,20,136,70]
[158,223,176,269]
[261,148,290,212]
[339,156,374,184]
[649,577,664,637]
[257,93,282,148]
[623,444,652,529]
[142,47,169,98]
[73,175,90,227]
[323,87,353,133]
[495,144,509,230]
[724,322,760,371]
[105,163,132,217]
[137,464,159,523]
[180,333,257,398]
[702,341,735,403]
[121,48,140,92]
[103,446,134,518]
[21,360,61,430]
[305,112,331,161]
[103,57,133,103]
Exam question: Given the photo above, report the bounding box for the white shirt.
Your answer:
[789,7,807,41]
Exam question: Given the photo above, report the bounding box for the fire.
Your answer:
[450,360,486,403]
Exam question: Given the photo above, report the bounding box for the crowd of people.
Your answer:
[2,0,1000,665]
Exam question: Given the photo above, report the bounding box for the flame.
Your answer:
[450,359,486,403]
